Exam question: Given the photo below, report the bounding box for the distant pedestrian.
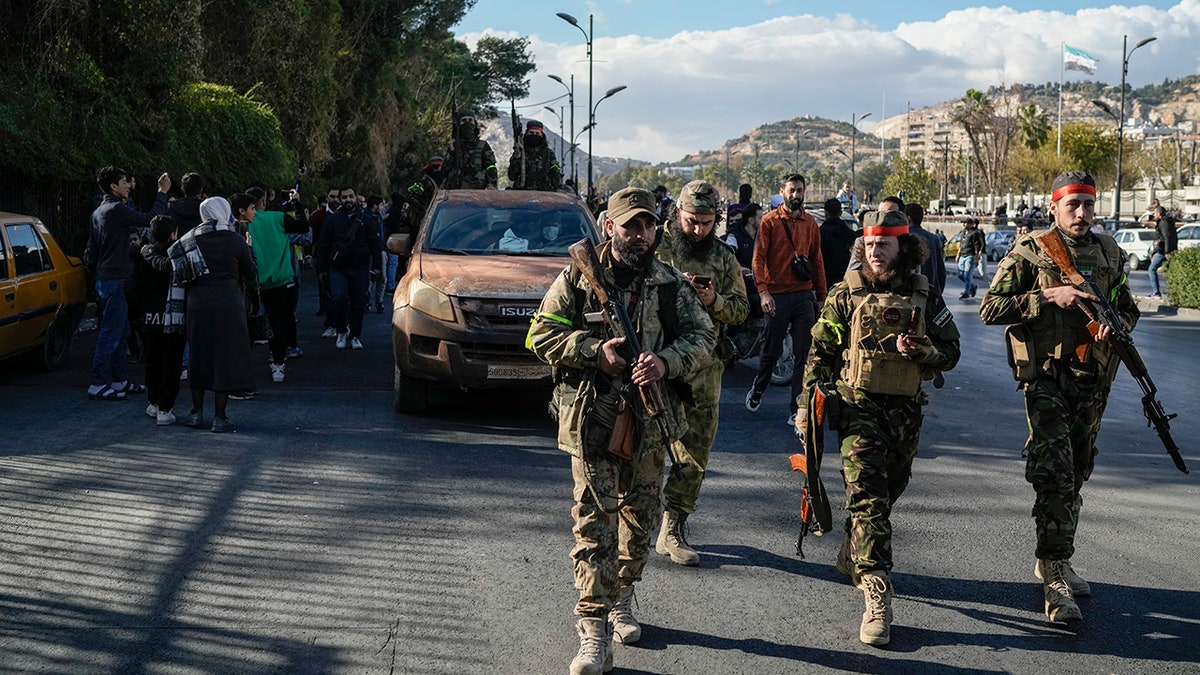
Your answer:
[173,196,258,433]
[130,215,187,425]
[315,186,383,350]
[1148,205,1177,299]
[903,203,946,294]
[84,166,171,401]
[955,218,985,300]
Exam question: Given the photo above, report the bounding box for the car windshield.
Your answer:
[425,200,597,255]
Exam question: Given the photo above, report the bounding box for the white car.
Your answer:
[1111,228,1156,270]
[1175,224,1200,250]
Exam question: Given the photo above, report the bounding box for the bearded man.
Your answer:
[798,209,960,646]
[653,180,749,566]
[528,186,714,673]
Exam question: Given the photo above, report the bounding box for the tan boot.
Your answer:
[655,510,700,566]
[609,584,641,644]
[1034,558,1091,597]
[569,617,613,675]
[1037,559,1083,623]
[858,571,893,646]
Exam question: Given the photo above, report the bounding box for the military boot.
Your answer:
[836,536,861,588]
[569,617,613,675]
[609,584,641,644]
[1034,558,1091,597]
[858,571,893,646]
[1037,559,1083,623]
[655,510,700,566]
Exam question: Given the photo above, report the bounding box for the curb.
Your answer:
[1135,295,1200,317]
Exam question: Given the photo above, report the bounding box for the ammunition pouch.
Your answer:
[1004,324,1038,383]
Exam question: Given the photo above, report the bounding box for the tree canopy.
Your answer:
[0,0,535,194]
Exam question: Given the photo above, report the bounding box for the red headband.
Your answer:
[1051,183,1097,202]
[863,224,909,237]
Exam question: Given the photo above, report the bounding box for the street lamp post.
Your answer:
[543,106,564,164]
[794,128,811,171]
[850,112,872,196]
[548,74,575,189]
[557,12,593,192]
[588,85,627,190]
[1108,35,1157,220]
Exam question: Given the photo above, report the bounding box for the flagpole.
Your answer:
[1058,41,1064,156]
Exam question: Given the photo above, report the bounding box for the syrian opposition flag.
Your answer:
[1064,44,1098,75]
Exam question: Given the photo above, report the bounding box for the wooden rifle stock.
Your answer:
[567,239,673,448]
[1040,230,1188,473]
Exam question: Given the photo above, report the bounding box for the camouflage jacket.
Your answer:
[979,227,1138,379]
[802,271,960,406]
[508,144,563,191]
[444,138,498,189]
[655,228,750,332]
[527,241,716,458]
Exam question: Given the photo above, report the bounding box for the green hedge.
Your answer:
[1166,247,1200,309]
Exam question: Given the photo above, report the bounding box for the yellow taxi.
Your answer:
[0,212,88,370]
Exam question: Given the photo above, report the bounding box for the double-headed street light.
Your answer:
[794,128,812,171]
[557,12,594,191]
[1108,35,1157,220]
[547,74,576,188]
[850,112,872,195]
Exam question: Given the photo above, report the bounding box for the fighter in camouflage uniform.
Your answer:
[508,120,563,191]
[652,180,749,566]
[979,171,1138,624]
[798,209,960,646]
[527,186,714,675]
[443,111,498,189]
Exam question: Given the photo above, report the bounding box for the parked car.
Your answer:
[386,189,602,413]
[1176,224,1200,250]
[985,230,1016,261]
[1111,227,1157,270]
[0,212,88,370]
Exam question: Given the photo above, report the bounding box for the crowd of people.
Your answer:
[528,169,1154,674]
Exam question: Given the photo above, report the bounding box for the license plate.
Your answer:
[487,364,550,380]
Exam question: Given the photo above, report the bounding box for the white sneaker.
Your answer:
[786,413,796,427]
[335,332,349,349]
[146,403,159,418]
[322,327,337,338]
[156,410,177,426]
[179,367,188,381]
[351,337,364,350]
[270,362,286,383]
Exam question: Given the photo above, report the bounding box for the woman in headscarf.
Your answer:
[169,195,258,432]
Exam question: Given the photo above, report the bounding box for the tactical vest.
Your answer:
[1019,229,1123,363]
[840,270,929,396]
[448,139,491,189]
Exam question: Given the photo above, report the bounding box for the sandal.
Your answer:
[88,385,128,401]
[116,381,147,394]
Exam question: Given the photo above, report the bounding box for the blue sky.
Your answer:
[454,1,1197,164]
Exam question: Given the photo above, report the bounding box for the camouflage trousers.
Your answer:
[570,444,666,618]
[1022,372,1108,560]
[838,392,924,575]
[662,359,724,514]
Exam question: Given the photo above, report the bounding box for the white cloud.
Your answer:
[466,3,1200,165]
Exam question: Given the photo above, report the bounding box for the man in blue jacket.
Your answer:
[85,166,171,401]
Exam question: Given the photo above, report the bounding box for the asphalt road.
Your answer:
[1,273,1198,674]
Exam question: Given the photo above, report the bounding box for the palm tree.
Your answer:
[1018,103,1051,150]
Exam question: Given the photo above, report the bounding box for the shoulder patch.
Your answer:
[932,306,953,328]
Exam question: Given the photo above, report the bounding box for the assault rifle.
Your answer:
[1040,230,1189,474]
[510,99,525,188]
[450,92,462,182]
[568,239,672,450]
[789,381,835,557]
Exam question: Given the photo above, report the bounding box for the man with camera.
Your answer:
[746,173,826,426]
[653,180,749,566]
